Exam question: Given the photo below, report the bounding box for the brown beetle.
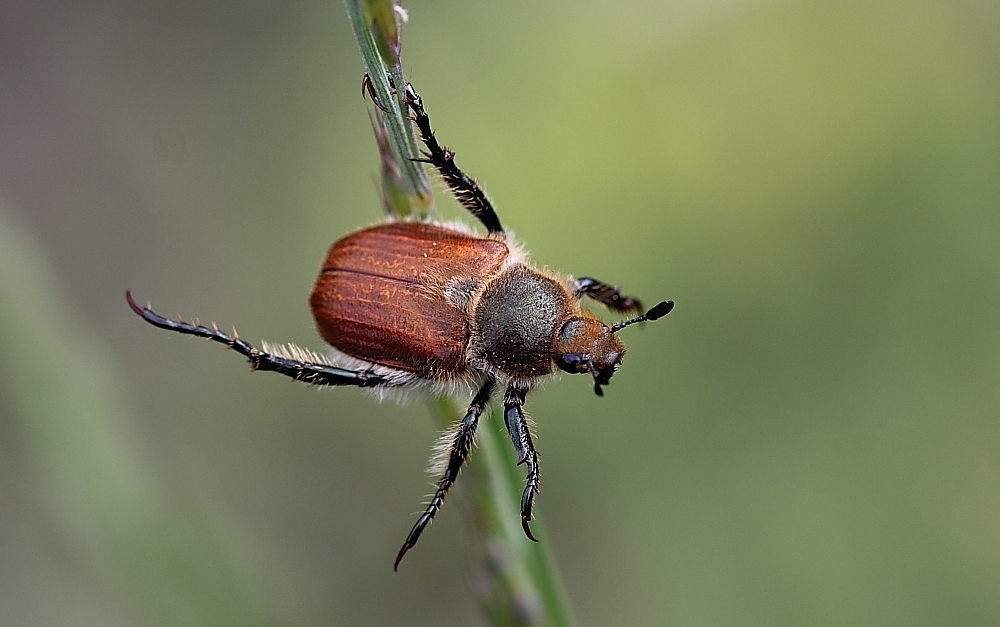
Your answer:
[127,81,673,569]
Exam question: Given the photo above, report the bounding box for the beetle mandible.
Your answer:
[126,79,674,570]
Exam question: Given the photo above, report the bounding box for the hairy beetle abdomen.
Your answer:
[310,222,508,377]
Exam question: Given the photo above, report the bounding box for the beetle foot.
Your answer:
[521,516,538,542]
[394,541,415,571]
[361,73,391,114]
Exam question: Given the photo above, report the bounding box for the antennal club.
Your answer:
[610,300,675,333]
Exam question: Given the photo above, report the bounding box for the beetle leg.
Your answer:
[394,378,496,570]
[126,291,390,388]
[361,73,392,114]
[503,384,541,542]
[401,82,504,235]
[571,277,644,314]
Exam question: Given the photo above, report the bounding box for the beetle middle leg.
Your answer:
[126,291,391,388]
[394,377,496,570]
[401,82,504,235]
[503,383,541,542]
[571,277,644,314]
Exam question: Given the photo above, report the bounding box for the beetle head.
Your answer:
[554,317,625,396]
[554,300,675,396]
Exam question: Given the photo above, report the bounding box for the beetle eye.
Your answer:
[555,353,587,374]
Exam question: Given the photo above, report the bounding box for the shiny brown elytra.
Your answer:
[127,79,674,569]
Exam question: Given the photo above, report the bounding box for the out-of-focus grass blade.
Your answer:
[0,204,276,627]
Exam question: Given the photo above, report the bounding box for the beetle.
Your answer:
[126,79,674,569]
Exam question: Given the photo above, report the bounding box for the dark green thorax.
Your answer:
[472,265,572,378]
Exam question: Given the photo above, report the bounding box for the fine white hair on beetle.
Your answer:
[524,412,539,441]
[261,341,333,366]
[428,420,469,476]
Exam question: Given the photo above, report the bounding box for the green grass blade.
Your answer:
[343,2,577,624]
[344,0,431,209]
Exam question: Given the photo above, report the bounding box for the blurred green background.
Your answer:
[2,0,999,625]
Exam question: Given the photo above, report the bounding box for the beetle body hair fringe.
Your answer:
[427,419,473,476]
[318,343,480,403]
[261,341,333,367]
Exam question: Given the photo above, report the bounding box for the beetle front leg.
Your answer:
[394,378,496,570]
[571,277,643,314]
[126,291,390,388]
[503,384,540,542]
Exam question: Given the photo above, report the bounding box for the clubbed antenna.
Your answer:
[610,300,675,334]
